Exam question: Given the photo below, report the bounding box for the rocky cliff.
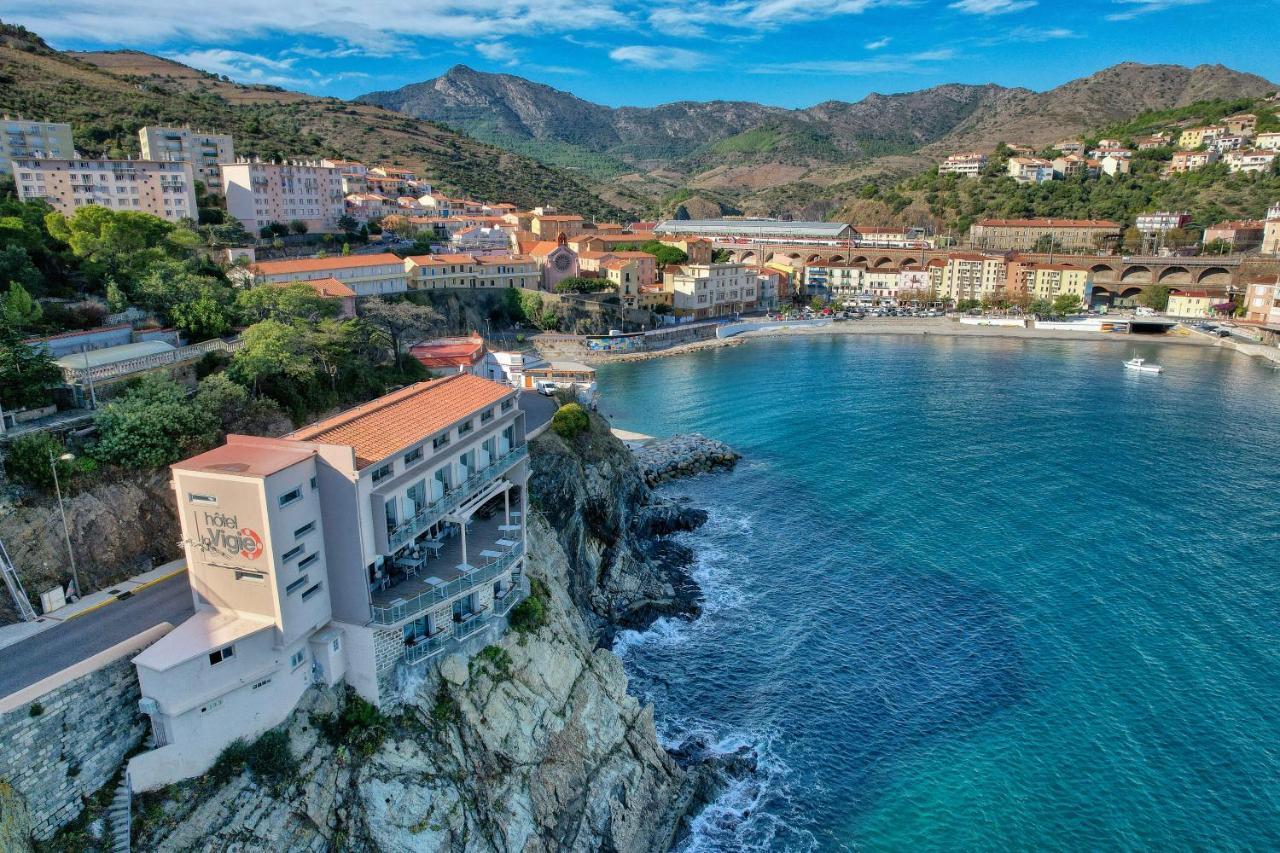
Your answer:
[113,416,725,852]
[0,469,182,623]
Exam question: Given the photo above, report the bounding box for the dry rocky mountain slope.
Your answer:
[359,62,1275,214]
[0,24,620,217]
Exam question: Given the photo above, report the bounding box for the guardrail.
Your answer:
[60,338,243,383]
[386,444,528,551]
[400,585,526,665]
[370,541,524,626]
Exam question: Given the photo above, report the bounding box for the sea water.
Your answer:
[596,334,1280,852]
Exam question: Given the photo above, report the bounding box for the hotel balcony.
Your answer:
[382,444,527,553]
[402,580,526,665]
[370,510,525,627]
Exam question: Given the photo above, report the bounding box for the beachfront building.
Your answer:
[405,254,539,290]
[138,126,235,194]
[666,262,758,318]
[221,161,345,234]
[936,253,1009,303]
[12,156,197,222]
[1026,264,1091,304]
[1,117,74,174]
[805,262,864,303]
[246,253,409,297]
[128,375,530,790]
[1166,290,1213,318]
[1244,277,1280,325]
[969,218,1121,252]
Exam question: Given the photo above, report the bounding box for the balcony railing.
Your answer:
[400,585,526,666]
[385,444,527,551]
[370,541,524,626]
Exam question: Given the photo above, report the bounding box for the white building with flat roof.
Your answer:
[12,157,197,222]
[138,126,234,194]
[221,161,345,234]
[128,375,531,790]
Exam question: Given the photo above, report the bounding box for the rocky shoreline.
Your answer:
[633,434,741,488]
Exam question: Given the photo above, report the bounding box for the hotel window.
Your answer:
[188,493,217,505]
[432,433,450,451]
[458,419,474,437]
[235,570,265,583]
[371,464,392,484]
[279,487,303,508]
[294,521,315,539]
[290,649,307,669]
[286,575,309,595]
[282,544,304,563]
[404,446,423,466]
[501,398,514,412]
[298,552,319,570]
[301,582,324,602]
[209,645,235,666]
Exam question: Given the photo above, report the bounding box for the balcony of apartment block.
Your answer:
[369,496,526,628]
[401,580,526,665]
[379,443,527,555]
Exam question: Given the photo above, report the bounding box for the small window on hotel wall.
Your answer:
[235,570,265,583]
[188,493,217,505]
[481,408,494,424]
[290,649,306,669]
[404,446,423,466]
[432,434,450,450]
[501,399,514,412]
[279,487,302,507]
[209,645,235,666]
[458,420,473,436]
[371,464,392,484]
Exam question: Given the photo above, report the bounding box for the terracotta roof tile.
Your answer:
[269,276,355,298]
[253,253,403,276]
[286,374,513,468]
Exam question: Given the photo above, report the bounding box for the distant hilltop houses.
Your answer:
[936,108,1279,182]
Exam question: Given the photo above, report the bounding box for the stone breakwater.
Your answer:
[633,434,740,487]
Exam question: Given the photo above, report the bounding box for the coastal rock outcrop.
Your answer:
[632,434,740,488]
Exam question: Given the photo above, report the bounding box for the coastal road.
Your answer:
[518,390,558,433]
[0,574,193,698]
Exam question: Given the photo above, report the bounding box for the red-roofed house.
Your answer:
[409,333,487,374]
[249,253,408,297]
[129,373,532,789]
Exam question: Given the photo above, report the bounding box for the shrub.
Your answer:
[551,403,589,441]
[315,691,388,758]
[3,432,71,490]
[509,592,547,634]
[245,729,297,790]
[28,702,43,717]
[471,645,513,681]
[208,738,251,784]
[430,688,458,726]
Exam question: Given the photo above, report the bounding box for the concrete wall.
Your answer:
[0,657,146,840]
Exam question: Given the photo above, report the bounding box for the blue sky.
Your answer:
[9,0,1278,107]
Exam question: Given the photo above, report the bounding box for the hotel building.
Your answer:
[969,218,1121,252]
[405,254,539,290]
[1,117,74,174]
[138,126,235,194]
[12,157,197,222]
[666,262,758,319]
[246,253,409,297]
[221,161,345,234]
[128,375,531,790]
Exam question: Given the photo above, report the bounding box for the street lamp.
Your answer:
[48,450,82,600]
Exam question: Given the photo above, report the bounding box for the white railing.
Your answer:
[371,541,524,626]
[400,585,526,666]
[385,444,527,551]
[60,338,243,383]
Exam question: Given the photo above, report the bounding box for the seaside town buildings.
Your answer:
[1165,290,1214,318]
[1136,211,1192,235]
[1202,220,1266,250]
[405,254,540,290]
[1244,277,1280,324]
[127,374,531,790]
[1007,157,1054,184]
[1170,149,1220,173]
[138,126,235,194]
[940,152,988,177]
[244,253,410,297]
[12,156,198,222]
[1,116,73,174]
[969,218,1121,252]
[665,262,759,318]
[221,160,346,234]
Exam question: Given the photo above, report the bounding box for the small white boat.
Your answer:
[1123,355,1163,374]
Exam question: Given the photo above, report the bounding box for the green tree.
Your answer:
[1029,297,1053,317]
[104,279,128,312]
[92,376,218,468]
[1139,284,1171,312]
[0,324,62,410]
[289,219,308,235]
[360,298,441,369]
[135,261,236,340]
[1,281,42,329]
[228,319,315,394]
[551,403,589,440]
[0,245,43,295]
[1201,238,1233,256]
[554,277,610,294]
[1052,293,1083,315]
[236,282,337,324]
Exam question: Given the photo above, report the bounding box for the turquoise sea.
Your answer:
[596,334,1280,852]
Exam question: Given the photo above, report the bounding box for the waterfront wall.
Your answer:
[717,318,832,338]
[960,317,1026,327]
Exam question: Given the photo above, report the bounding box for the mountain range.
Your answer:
[358,63,1276,215]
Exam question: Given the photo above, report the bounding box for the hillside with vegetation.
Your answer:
[0,24,621,217]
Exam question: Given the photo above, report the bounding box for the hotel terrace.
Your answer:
[127,374,531,790]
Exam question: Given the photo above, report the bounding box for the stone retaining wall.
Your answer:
[633,434,740,487]
[0,658,145,840]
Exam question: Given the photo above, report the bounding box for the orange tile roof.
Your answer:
[529,241,565,256]
[269,276,355,298]
[286,374,513,468]
[975,218,1121,228]
[253,253,403,276]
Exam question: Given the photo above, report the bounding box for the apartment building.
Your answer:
[248,253,409,297]
[1202,220,1265,249]
[1256,132,1280,152]
[13,157,197,222]
[936,253,1009,302]
[321,159,369,194]
[405,254,539,290]
[1,117,74,174]
[1165,290,1213,318]
[221,161,345,234]
[1224,150,1277,174]
[1054,140,1084,155]
[1244,277,1280,324]
[1007,157,1055,183]
[127,375,530,790]
[1052,155,1099,179]
[939,152,988,177]
[805,262,860,301]
[603,258,642,309]
[969,218,1121,252]
[666,262,758,318]
[1025,264,1090,303]
[530,214,585,239]
[577,250,657,285]
[138,126,235,194]
[1135,134,1171,150]
[1136,211,1192,234]
[1100,154,1131,176]
[1224,113,1257,135]
[1170,149,1220,173]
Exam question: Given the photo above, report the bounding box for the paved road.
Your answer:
[0,575,194,698]
[518,390,558,433]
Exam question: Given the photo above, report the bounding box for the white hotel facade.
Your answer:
[128,375,531,790]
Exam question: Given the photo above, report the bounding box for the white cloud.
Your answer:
[165,48,310,87]
[979,26,1080,44]
[475,41,521,65]
[648,0,911,37]
[609,45,710,70]
[750,48,954,75]
[865,36,892,50]
[948,0,1036,14]
[1105,0,1207,20]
